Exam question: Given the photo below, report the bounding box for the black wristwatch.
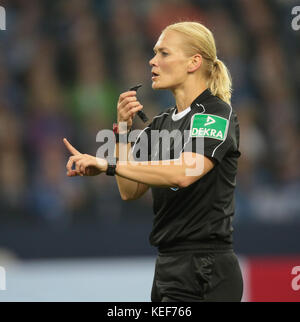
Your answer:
[106,158,118,176]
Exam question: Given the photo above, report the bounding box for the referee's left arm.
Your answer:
[115,152,214,188]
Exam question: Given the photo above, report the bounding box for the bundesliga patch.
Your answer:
[190,114,228,141]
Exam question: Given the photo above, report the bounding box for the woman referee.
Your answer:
[64,21,243,302]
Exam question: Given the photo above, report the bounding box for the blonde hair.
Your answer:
[163,22,232,105]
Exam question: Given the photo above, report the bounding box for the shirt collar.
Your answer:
[190,88,212,109]
[173,88,212,116]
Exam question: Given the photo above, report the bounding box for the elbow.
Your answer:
[174,176,192,189]
[120,193,132,201]
[120,193,137,201]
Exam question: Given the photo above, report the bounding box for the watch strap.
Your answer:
[106,158,118,176]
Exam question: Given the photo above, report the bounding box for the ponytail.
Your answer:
[207,59,232,105]
[163,22,232,105]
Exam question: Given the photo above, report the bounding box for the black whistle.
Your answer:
[129,84,149,123]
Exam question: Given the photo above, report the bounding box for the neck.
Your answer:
[171,78,208,113]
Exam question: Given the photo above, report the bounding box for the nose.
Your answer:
[149,55,157,67]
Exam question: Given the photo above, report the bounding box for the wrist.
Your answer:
[96,157,108,172]
[113,123,131,143]
[114,122,131,134]
[106,158,118,176]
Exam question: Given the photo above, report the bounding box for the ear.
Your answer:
[187,54,202,73]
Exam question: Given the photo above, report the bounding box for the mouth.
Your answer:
[152,71,159,79]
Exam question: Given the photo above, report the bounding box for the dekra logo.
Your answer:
[190,114,228,141]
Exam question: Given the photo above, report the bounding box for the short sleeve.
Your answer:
[183,108,240,163]
[131,125,152,162]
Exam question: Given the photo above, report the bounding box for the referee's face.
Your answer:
[149,30,191,90]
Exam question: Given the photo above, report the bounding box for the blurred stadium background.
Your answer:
[0,0,299,301]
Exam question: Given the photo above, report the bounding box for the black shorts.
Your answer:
[151,249,243,302]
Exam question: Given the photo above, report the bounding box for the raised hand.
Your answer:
[117,90,144,130]
[63,138,107,177]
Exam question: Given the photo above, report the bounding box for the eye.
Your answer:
[161,52,168,56]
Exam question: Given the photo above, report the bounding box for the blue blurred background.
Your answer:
[0,0,299,301]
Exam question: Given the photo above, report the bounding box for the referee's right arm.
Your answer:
[115,140,149,200]
[115,91,149,200]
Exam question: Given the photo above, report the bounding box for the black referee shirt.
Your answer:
[133,89,240,251]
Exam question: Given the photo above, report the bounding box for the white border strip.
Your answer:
[211,105,232,157]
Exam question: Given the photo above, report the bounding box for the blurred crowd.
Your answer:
[0,0,299,226]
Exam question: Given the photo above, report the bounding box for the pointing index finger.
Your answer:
[63,138,81,155]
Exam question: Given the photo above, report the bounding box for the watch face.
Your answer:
[113,123,118,134]
[106,164,116,176]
